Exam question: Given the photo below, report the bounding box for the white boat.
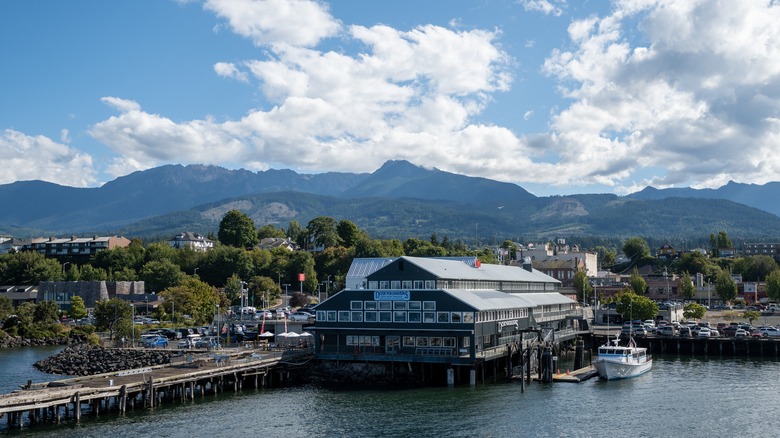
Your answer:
[593,337,652,380]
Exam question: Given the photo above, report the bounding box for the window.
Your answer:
[350,301,363,310]
[364,311,377,322]
[351,311,363,322]
[379,311,392,322]
[378,301,392,310]
[393,311,407,322]
[423,312,435,323]
[451,312,462,323]
[317,311,326,321]
[393,301,407,310]
[437,312,450,323]
[379,281,390,289]
[462,337,470,347]
[327,311,337,322]
[404,336,415,347]
[430,337,442,347]
[463,312,474,323]
[408,301,421,310]
[416,337,428,347]
[391,280,401,289]
[338,311,351,322]
[425,280,436,289]
[408,312,421,323]
[368,281,378,289]
[346,336,358,345]
[402,280,412,289]
[413,280,423,289]
[364,301,377,310]
[443,337,455,347]
[423,301,436,310]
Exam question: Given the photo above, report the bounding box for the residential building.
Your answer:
[657,243,677,259]
[744,242,780,260]
[257,237,297,251]
[0,285,38,306]
[23,236,131,258]
[531,258,584,287]
[168,232,214,252]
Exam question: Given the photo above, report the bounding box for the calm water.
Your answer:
[2,347,780,437]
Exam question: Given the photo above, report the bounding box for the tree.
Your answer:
[93,298,132,340]
[159,277,225,325]
[732,255,779,282]
[290,292,309,308]
[0,251,63,284]
[307,216,342,249]
[742,310,762,325]
[683,303,707,321]
[766,270,780,304]
[80,265,108,281]
[139,259,185,292]
[714,269,738,303]
[287,220,305,248]
[614,291,658,322]
[573,270,592,303]
[218,209,258,248]
[622,237,651,264]
[257,224,286,239]
[224,274,244,305]
[678,271,695,301]
[69,296,88,320]
[594,245,617,267]
[629,267,647,295]
[0,296,13,320]
[336,220,363,248]
[501,240,518,261]
[33,300,60,324]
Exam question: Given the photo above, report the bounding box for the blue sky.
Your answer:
[2,0,779,197]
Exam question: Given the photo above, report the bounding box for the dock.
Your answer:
[552,365,598,382]
[0,348,312,430]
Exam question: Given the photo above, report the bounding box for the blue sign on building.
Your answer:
[374,290,410,301]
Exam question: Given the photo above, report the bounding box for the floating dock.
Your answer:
[552,365,598,383]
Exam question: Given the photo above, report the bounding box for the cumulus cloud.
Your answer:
[0,129,97,186]
[520,0,566,16]
[538,0,780,191]
[204,0,341,48]
[89,1,527,180]
[79,0,780,194]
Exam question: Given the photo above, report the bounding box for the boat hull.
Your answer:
[594,358,652,380]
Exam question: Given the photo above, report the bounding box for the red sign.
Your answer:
[298,273,305,282]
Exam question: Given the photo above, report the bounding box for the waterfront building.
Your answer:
[314,256,579,381]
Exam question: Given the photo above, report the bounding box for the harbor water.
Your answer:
[2,347,780,437]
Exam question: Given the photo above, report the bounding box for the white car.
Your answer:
[288,311,314,322]
[697,328,712,338]
[761,327,780,337]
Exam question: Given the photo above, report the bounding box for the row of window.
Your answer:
[366,280,557,291]
[318,310,474,324]
[351,300,434,311]
[344,335,464,348]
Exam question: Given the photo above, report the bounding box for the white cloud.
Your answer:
[537,0,780,191]
[520,0,566,16]
[213,62,248,82]
[0,129,97,187]
[204,0,341,48]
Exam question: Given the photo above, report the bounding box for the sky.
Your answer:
[2,0,780,197]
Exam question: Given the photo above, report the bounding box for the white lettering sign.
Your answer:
[497,320,518,330]
[374,290,410,301]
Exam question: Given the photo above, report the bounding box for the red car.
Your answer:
[751,329,763,338]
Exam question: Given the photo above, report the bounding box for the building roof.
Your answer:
[442,289,532,311]
[346,258,397,279]
[515,292,575,307]
[402,256,560,285]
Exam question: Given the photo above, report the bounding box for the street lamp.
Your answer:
[194,267,199,276]
[130,301,135,348]
[664,268,670,302]
[62,262,70,278]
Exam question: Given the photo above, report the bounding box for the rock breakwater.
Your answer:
[34,345,175,376]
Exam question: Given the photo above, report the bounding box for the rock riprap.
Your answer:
[34,345,175,376]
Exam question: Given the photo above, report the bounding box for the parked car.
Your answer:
[698,328,712,338]
[632,326,648,337]
[761,327,780,338]
[709,328,720,337]
[679,326,693,337]
[657,326,675,336]
[735,329,748,338]
[751,329,763,338]
[288,311,314,322]
[142,336,169,348]
[722,326,738,337]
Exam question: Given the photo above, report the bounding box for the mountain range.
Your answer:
[1,160,780,244]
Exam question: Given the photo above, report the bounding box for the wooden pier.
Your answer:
[0,348,312,430]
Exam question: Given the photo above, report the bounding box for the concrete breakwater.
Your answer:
[33,345,175,376]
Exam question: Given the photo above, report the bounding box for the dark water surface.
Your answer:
[2,347,779,437]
